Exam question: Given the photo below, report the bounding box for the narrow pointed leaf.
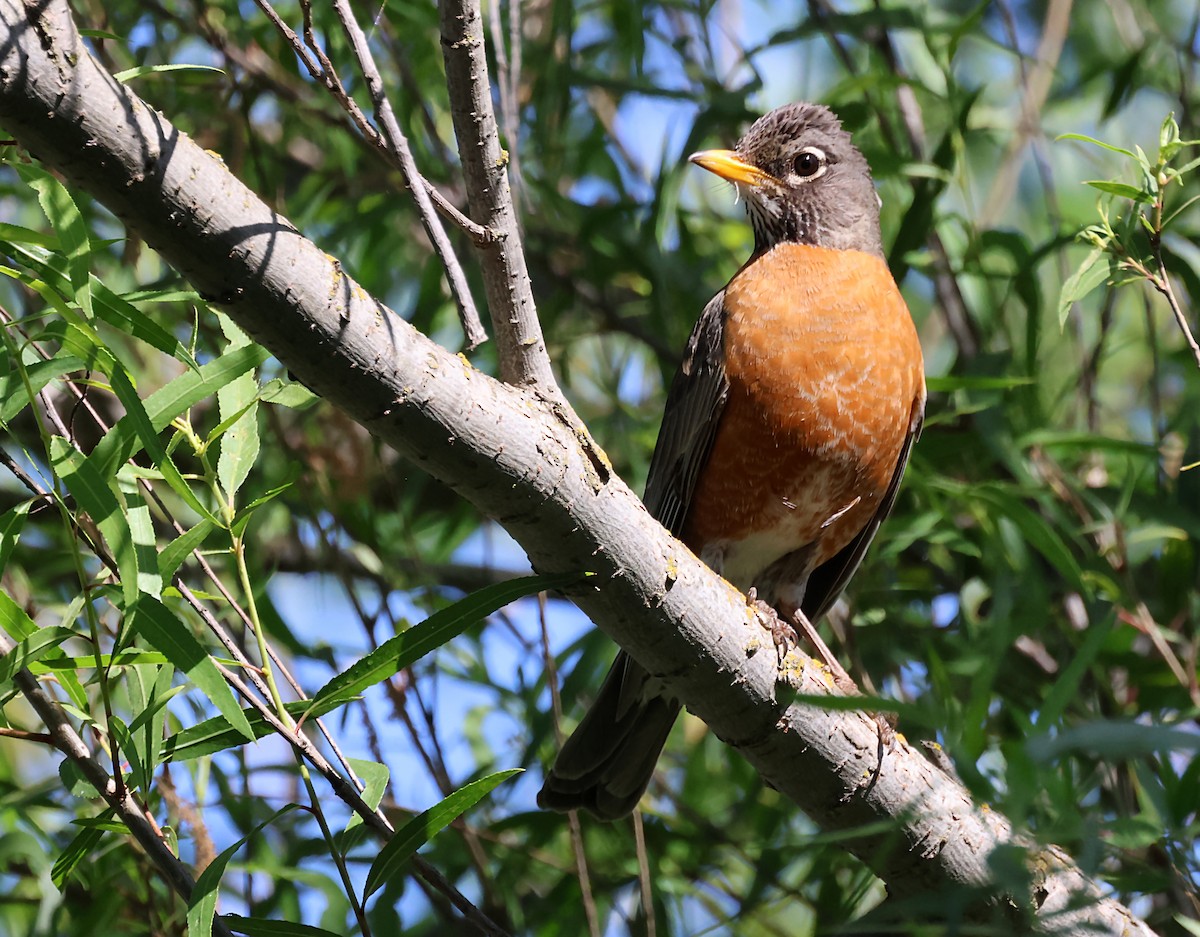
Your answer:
[364,769,521,897]
[129,595,254,741]
[308,572,583,714]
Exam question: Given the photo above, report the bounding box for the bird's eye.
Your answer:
[792,148,826,180]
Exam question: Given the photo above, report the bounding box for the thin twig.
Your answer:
[252,0,490,346]
[0,306,376,809]
[330,0,488,349]
[488,0,524,203]
[1149,232,1200,369]
[632,809,657,937]
[537,595,600,937]
[979,0,1073,227]
[0,338,504,937]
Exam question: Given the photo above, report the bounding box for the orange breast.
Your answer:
[682,243,924,589]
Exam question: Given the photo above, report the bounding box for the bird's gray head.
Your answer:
[690,102,884,258]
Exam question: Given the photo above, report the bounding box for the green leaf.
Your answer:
[1057,248,1110,328]
[0,353,87,422]
[1177,916,1200,937]
[113,63,226,83]
[1036,614,1114,729]
[119,468,161,600]
[259,379,318,409]
[307,572,583,716]
[1028,720,1200,761]
[924,375,1035,392]
[159,697,344,762]
[52,810,116,888]
[364,769,521,897]
[1056,132,1136,159]
[0,624,77,688]
[0,503,30,574]
[1082,180,1150,202]
[1016,430,1156,457]
[971,486,1085,591]
[123,663,178,794]
[50,437,138,608]
[108,714,147,793]
[231,478,297,537]
[215,313,260,503]
[188,806,300,937]
[29,650,170,673]
[0,236,197,363]
[222,914,343,937]
[345,758,390,833]
[107,364,214,524]
[16,163,93,316]
[87,344,269,479]
[128,595,254,741]
[159,518,217,584]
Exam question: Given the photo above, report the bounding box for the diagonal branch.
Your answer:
[0,3,1153,934]
[0,631,235,937]
[328,0,488,348]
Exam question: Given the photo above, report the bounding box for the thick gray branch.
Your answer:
[438,0,555,390]
[0,4,1150,934]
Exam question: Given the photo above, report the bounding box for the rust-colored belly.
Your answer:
[681,243,924,589]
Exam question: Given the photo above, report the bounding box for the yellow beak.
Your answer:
[688,149,774,187]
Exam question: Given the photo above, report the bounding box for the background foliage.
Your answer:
[0,0,1198,934]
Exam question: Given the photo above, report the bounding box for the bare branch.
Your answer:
[979,0,1073,228]
[438,0,558,391]
[488,0,525,201]
[253,0,489,348]
[329,0,488,348]
[1148,232,1200,369]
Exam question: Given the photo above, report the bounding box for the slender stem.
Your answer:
[633,809,657,937]
[1148,197,1200,368]
[232,531,290,718]
[537,596,600,937]
[252,0,491,339]
[329,0,488,349]
[302,771,373,936]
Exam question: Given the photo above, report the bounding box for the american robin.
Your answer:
[538,102,926,820]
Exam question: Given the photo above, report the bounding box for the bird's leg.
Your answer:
[750,593,895,764]
[787,606,861,697]
[785,605,897,754]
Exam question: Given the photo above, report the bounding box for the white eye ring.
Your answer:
[791,146,827,182]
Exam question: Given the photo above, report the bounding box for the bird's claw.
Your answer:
[747,588,799,666]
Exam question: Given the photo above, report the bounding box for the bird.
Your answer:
[538,102,926,821]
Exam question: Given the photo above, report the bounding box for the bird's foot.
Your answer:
[748,593,894,781]
[748,588,797,665]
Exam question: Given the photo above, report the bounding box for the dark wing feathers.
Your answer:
[641,291,730,535]
[536,297,731,819]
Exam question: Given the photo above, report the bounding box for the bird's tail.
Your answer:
[538,651,680,820]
